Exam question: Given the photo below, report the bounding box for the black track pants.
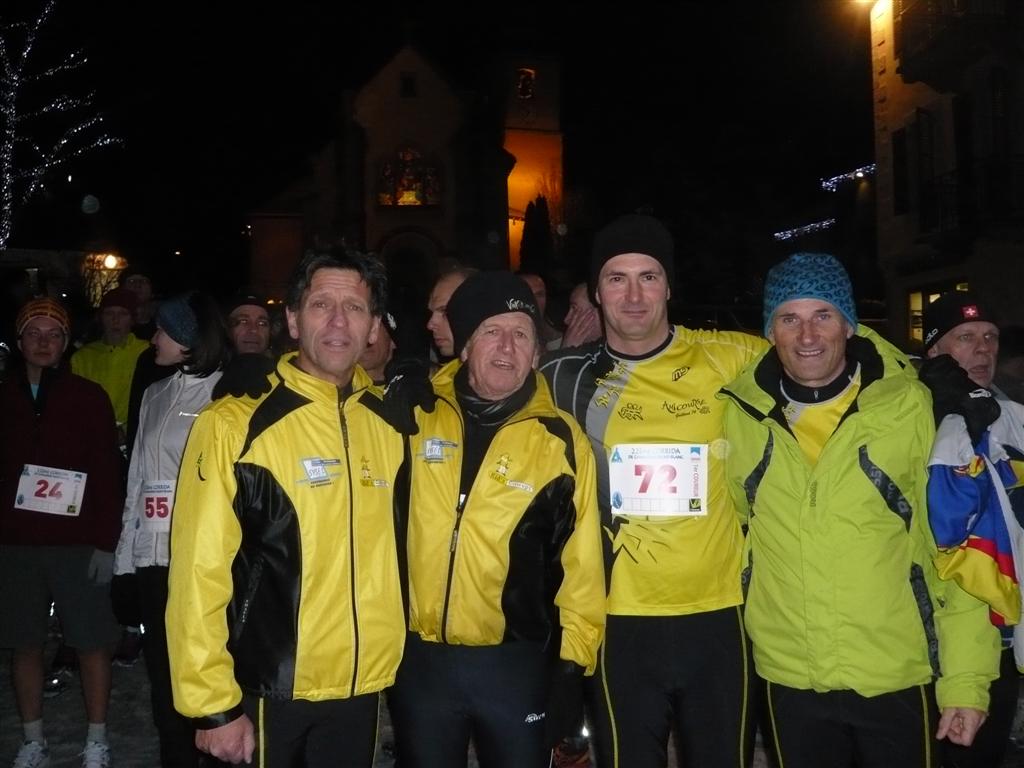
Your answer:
[588,607,755,768]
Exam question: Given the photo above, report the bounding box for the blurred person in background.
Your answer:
[517,271,563,350]
[224,290,271,357]
[995,325,1024,405]
[426,267,476,367]
[71,287,149,444]
[114,292,228,768]
[357,305,398,385]
[559,282,602,349]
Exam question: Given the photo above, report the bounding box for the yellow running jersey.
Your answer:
[541,327,768,615]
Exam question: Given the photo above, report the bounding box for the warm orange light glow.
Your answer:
[504,129,562,265]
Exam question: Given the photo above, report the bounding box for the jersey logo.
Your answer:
[662,399,711,418]
[488,453,534,492]
[359,456,390,488]
[618,403,643,421]
[672,366,690,381]
[421,438,458,464]
[300,457,341,487]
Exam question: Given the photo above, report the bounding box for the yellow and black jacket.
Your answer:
[167,354,406,727]
[403,361,605,673]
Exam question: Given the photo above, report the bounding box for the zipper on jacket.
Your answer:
[440,492,468,643]
[339,394,361,697]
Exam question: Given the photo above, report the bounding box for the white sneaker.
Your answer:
[12,741,49,768]
[79,741,110,768]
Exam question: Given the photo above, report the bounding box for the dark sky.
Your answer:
[6,1,875,288]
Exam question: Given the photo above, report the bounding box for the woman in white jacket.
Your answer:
[114,291,228,768]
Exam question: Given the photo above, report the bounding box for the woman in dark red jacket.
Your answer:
[0,297,125,768]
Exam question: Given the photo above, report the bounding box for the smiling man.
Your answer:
[166,249,407,768]
[719,252,999,768]
[539,214,767,768]
[389,271,605,768]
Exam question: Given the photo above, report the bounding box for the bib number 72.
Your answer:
[634,464,678,494]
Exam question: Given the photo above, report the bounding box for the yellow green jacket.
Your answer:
[71,334,150,425]
[719,328,999,711]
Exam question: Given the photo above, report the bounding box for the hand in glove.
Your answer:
[382,357,436,435]
[543,660,585,748]
[87,550,115,586]
[212,354,276,401]
[918,354,1001,444]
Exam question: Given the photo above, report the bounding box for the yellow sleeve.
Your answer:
[166,406,245,721]
[556,421,607,675]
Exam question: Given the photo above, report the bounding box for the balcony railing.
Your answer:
[919,155,1024,234]
[896,0,1013,88]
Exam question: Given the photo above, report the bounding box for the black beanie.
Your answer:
[446,271,539,356]
[589,214,675,299]
[224,288,268,315]
[922,290,997,351]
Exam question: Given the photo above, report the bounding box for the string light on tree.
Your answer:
[0,0,120,249]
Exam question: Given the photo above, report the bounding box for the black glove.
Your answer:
[543,660,585,748]
[212,354,276,401]
[381,357,436,435]
[918,354,1000,444]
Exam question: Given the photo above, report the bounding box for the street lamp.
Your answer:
[82,251,127,306]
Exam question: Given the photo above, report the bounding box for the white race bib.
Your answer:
[139,480,175,533]
[15,464,87,517]
[608,443,708,517]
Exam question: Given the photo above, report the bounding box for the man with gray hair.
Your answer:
[720,252,999,767]
[919,290,1022,768]
[389,270,605,768]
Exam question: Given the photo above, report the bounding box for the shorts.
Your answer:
[0,544,120,651]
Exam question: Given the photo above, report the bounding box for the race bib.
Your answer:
[140,480,175,533]
[608,443,708,517]
[15,464,87,517]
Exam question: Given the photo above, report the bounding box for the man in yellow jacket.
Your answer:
[720,252,998,767]
[389,271,605,768]
[166,249,406,768]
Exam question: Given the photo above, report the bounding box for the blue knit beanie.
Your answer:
[156,293,199,348]
[762,252,857,336]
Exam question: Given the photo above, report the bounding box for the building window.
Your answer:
[892,128,909,215]
[515,68,536,101]
[377,147,442,207]
[400,72,417,98]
